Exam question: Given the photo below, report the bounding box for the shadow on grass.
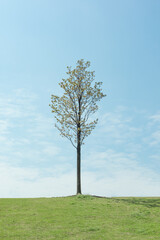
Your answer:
[54,194,160,208]
[74,194,160,208]
[114,198,160,208]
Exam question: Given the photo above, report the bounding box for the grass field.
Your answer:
[0,195,160,239]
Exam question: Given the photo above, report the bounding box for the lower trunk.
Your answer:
[77,143,81,194]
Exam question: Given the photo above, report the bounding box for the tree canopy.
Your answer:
[50,59,106,148]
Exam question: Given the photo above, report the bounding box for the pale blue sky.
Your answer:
[0,0,160,197]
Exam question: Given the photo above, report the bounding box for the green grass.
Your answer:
[0,195,160,239]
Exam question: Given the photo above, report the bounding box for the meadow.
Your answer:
[0,195,159,239]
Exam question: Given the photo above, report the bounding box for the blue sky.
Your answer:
[0,0,160,197]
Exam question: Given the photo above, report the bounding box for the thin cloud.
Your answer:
[0,162,75,198]
[150,112,160,123]
[0,90,160,197]
[0,88,60,167]
[0,156,159,198]
[99,108,142,142]
[81,149,160,197]
[0,120,10,134]
[146,111,160,146]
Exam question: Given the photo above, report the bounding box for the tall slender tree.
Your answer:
[50,59,106,194]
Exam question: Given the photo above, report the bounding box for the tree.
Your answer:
[49,59,106,194]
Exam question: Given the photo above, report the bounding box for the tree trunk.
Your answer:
[77,94,82,195]
[77,133,82,194]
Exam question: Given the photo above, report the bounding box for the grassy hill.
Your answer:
[0,195,160,239]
